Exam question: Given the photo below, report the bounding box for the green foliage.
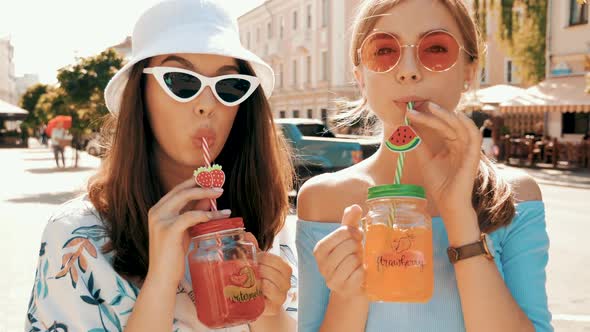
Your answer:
[473,0,547,85]
[19,83,49,132]
[21,49,125,144]
[57,48,124,126]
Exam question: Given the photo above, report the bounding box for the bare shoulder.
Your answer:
[297,168,370,223]
[499,167,543,203]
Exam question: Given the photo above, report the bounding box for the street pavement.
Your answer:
[0,140,588,331]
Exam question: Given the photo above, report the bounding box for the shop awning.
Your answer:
[477,84,526,104]
[461,84,526,112]
[500,75,590,113]
[0,99,28,120]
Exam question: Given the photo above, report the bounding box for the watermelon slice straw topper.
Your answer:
[386,125,421,152]
[390,102,422,184]
[386,103,421,153]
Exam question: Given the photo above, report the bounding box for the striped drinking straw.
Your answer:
[201,137,218,211]
[393,102,413,185]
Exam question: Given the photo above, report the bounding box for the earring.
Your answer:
[463,82,470,92]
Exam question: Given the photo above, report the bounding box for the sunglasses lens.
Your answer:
[418,31,460,71]
[360,33,401,73]
[215,78,252,104]
[163,72,202,99]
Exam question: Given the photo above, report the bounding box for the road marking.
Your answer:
[553,314,590,322]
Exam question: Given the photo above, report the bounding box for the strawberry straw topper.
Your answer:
[194,137,225,211]
[194,165,226,189]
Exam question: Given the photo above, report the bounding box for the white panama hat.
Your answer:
[104,0,275,114]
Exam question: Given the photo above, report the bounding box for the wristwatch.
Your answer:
[447,233,495,264]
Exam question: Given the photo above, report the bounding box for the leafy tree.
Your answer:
[19,83,49,135]
[473,0,548,85]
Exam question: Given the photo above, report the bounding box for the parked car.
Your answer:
[275,118,369,190]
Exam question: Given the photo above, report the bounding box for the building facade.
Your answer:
[15,74,40,103]
[500,0,590,140]
[545,0,590,140]
[238,0,361,121]
[0,37,17,105]
[473,1,522,88]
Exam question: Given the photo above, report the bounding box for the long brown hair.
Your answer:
[88,59,294,278]
[343,0,515,232]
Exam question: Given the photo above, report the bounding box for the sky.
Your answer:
[0,0,265,84]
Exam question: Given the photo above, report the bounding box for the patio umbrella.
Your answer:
[46,115,72,137]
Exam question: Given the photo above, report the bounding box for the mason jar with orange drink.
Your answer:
[362,184,434,302]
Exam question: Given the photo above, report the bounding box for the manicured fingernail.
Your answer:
[211,188,224,193]
[220,209,231,215]
[407,108,420,116]
[430,103,443,112]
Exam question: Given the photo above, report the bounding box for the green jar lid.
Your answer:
[367,184,426,200]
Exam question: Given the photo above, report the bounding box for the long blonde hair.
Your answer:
[344,0,515,232]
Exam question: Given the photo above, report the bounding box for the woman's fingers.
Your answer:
[407,107,458,142]
[157,177,199,205]
[258,253,292,278]
[159,187,224,218]
[323,238,362,281]
[313,228,357,262]
[458,112,482,148]
[341,205,363,228]
[345,265,365,286]
[326,253,362,291]
[172,209,231,232]
[261,278,287,305]
[258,253,291,306]
[424,102,468,143]
[458,112,484,172]
[259,263,291,293]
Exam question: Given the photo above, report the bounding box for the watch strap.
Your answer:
[447,235,492,264]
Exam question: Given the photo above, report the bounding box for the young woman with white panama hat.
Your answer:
[26,1,297,331]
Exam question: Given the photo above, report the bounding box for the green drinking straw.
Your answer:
[393,102,413,184]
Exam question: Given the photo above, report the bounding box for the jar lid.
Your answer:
[189,217,244,238]
[367,184,426,200]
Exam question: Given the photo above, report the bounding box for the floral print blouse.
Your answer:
[26,195,298,332]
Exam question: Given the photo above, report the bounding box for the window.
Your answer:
[293,60,298,85]
[293,11,298,30]
[321,51,329,81]
[504,58,519,84]
[279,110,286,118]
[307,109,313,118]
[569,0,588,26]
[306,55,312,83]
[267,22,272,39]
[480,66,487,84]
[279,64,284,88]
[321,108,328,122]
[293,110,300,118]
[322,0,329,27]
[562,112,590,134]
[280,16,285,39]
[307,4,312,29]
